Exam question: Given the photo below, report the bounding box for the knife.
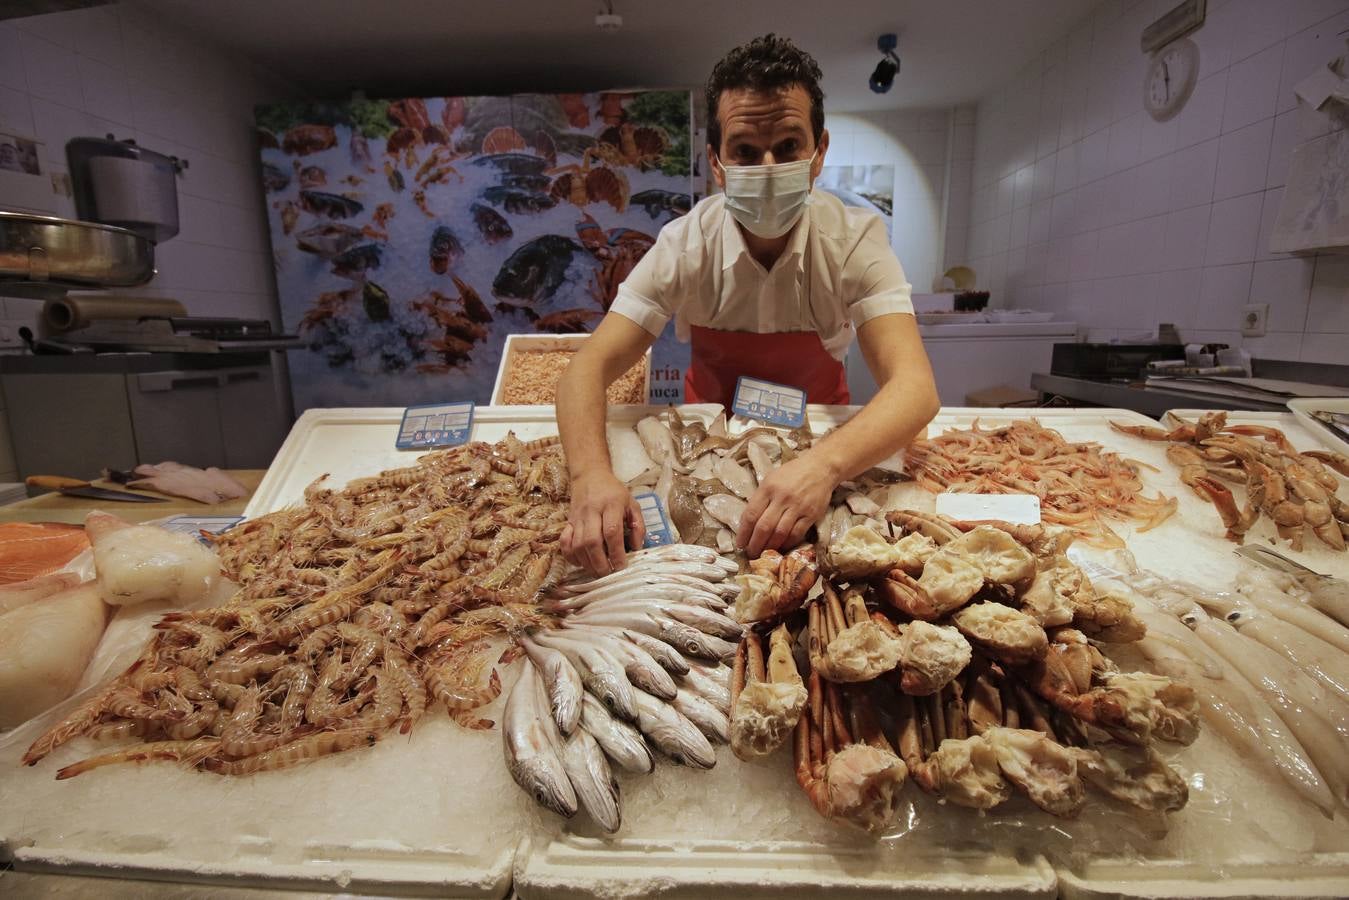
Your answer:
[26,475,167,503]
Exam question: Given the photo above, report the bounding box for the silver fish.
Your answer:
[690,454,717,480]
[715,457,757,500]
[574,611,734,661]
[558,725,622,833]
[703,494,747,532]
[652,460,681,542]
[551,576,727,611]
[560,561,728,594]
[716,528,736,554]
[520,635,583,735]
[626,544,724,566]
[533,632,637,722]
[682,663,731,712]
[581,693,654,774]
[504,663,578,818]
[569,626,679,701]
[671,687,730,742]
[621,627,692,675]
[632,690,717,768]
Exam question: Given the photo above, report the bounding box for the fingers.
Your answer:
[626,496,647,550]
[560,522,576,560]
[600,504,626,573]
[736,490,771,550]
[745,501,791,559]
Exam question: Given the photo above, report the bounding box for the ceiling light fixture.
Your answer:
[595,0,623,32]
[869,33,901,94]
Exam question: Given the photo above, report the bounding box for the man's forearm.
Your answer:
[807,379,939,482]
[557,359,613,480]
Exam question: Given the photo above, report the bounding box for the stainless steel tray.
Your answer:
[0,210,155,288]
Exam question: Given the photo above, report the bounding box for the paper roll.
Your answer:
[43,295,187,332]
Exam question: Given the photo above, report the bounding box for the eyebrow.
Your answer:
[726,122,809,145]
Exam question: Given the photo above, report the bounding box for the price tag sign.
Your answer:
[396,401,475,450]
[160,515,243,545]
[731,376,806,428]
[633,491,674,547]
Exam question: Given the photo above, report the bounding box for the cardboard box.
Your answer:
[965,385,1040,408]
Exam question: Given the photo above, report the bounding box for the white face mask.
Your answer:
[716,153,816,239]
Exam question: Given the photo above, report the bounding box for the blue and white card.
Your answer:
[731,376,806,428]
[160,515,243,544]
[632,491,674,547]
[396,401,475,450]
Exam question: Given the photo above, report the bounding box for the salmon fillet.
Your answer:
[0,523,90,585]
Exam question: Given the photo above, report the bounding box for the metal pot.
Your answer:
[0,210,155,288]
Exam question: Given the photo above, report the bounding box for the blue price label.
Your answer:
[396,401,475,450]
[731,376,806,428]
[160,515,243,545]
[633,491,674,547]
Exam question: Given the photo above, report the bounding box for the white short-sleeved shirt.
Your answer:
[609,190,914,361]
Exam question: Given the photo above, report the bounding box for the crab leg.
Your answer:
[729,624,807,759]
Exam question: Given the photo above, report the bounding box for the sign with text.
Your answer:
[632,491,674,547]
[396,401,475,450]
[732,376,806,428]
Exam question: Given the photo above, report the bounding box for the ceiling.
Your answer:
[138,0,1093,111]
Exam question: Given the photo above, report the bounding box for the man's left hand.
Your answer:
[736,454,836,558]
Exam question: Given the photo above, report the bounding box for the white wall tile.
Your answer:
[1196,263,1254,328]
[78,55,133,128]
[1300,332,1347,364]
[0,24,27,93]
[1053,143,1078,195]
[1204,192,1264,266]
[1160,205,1214,271]
[1010,204,1030,250]
[1284,0,1349,35]
[1213,117,1273,200]
[1306,256,1349,333]
[1226,0,1293,62]
[1192,2,1235,80]
[1099,168,1139,228]
[1255,187,1285,262]
[0,85,34,137]
[996,174,1015,217]
[29,96,89,167]
[1137,115,1178,162]
[1077,129,1110,184]
[1134,155,1173,220]
[1106,112,1142,174]
[1176,72,1228,148]
[1031,153,1056,203]
[1221,44,1282,133]
[1240,331,1302,361]
[1168,138,1220,211]
[1012,164,1034,210]
[1028,198,1053,245]
[1050,191,1077,240]
[1153,267,1204,331]
[19,33,83,109]
[1250,257,1313,332]
[1264,110,1299,189]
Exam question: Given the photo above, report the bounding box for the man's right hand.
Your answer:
[561,470,645,575]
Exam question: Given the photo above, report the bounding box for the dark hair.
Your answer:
[705,34,826,154]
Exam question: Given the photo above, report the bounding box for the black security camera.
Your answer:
[869,33,900,94]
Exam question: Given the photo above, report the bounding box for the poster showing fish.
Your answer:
[255,91,695,411]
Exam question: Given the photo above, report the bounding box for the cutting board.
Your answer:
[0,470,265,525]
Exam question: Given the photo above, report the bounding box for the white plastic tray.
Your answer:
[1287,397,1349,458]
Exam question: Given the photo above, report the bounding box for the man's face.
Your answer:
[709,84,828,188]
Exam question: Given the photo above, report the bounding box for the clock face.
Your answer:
[1144,38,1199,122]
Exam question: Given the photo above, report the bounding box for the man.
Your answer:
[558,34,939,574]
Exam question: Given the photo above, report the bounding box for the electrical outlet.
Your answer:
[1240,304,1268,337]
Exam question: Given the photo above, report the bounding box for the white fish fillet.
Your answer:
[129,461,248,504]
[86,511,222,607]
[703,494,747,531]
[0,572,82,617]
[0,583,108,729]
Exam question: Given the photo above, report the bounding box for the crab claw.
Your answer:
[733,545,818,624]
[729,624,807,759]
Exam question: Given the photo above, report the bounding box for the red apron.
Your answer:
[684,325,851,410]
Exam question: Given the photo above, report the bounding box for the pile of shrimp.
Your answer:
[905,419,1177,548]
[22,432,573,778]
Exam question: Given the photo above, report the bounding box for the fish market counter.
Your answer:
[1,405,1346,898]
[0,470,265,525]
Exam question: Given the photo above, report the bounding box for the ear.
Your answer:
[707,144,726,191]
[811,130,829,182]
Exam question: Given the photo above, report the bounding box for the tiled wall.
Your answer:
[964,0,1349,363]
[825,107,970,294]
[0,4,293,482]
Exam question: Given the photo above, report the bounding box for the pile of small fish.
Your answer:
[905,419,1178,548]
[506,545,742,832]
[723,509,1200,833]
[22,433,573,777]
[1098,561,1349,816]
[1109,411,1349,552]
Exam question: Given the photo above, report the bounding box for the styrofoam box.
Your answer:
[4,405,1347,898]
[1287,398,1349,459]
[490,333,652,406]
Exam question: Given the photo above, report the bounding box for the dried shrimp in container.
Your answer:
[905,419,1178,548]
[501,349,646,404]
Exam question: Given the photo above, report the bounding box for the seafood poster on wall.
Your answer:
[255,91,695,411]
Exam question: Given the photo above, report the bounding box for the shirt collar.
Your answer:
[719,199,812,272]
